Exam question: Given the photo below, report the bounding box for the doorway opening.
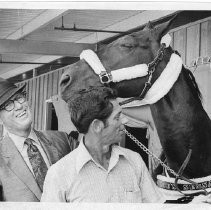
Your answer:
[45,101,58,130]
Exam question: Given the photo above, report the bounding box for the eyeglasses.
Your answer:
[0,92,27,112]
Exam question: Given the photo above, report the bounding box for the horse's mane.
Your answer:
[183,66,202,103]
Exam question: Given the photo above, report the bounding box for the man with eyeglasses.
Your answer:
[0,78,73,202]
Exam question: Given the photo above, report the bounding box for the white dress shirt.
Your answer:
[41,139,165,203]
[7,129,50,176]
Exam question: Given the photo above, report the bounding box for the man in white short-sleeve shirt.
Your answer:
[41,87,165,203]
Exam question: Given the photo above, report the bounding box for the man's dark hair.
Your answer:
[67,87,117,134]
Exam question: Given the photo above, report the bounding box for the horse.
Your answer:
[59,16,211,201]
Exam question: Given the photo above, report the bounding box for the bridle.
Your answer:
[91,43,166,106]
[119,43,166,106]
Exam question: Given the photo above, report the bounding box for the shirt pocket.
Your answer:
[124,190,142,203]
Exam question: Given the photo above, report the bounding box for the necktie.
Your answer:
[25,138,48,191]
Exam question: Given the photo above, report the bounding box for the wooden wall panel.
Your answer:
[193,20,211,118]
[194,69,210,115]
[47,73,53,100]
[27,80,31,107]
[38,76,44,131]
[31,79,36,128]
[173,28,186,64]
[42,74,48,130]
[52,70,59,96]
[200,20,211,57]
[186,24,200,67]
[34,78,40,129]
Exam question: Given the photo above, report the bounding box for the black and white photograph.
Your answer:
[0,1,211,209]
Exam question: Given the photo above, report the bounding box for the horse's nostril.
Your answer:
[60,74,71,88]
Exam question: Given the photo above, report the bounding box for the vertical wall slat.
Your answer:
[199,21,209,110]
[35,78,40,130]
[201,20,211,57]
[194,20,211,118]
[47,73,53,100]
[52,70,59,96]
[173,28,187,64]
[43,74,49,130]
[38,76,44,130]
[31,79,36,128]
[28,80,33,109]
[186,24,200,66]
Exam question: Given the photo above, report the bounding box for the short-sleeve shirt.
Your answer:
[41,140,165,203]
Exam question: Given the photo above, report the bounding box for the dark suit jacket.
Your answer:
[0,129,72,202]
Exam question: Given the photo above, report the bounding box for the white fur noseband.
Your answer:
[80,50,148,82]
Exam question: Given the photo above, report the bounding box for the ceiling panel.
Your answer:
[0,9,45,38]
[25,10,141,43]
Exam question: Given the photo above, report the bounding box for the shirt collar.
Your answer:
[111,144,128,158]
[110,144,133,168]
[28,129,39,144]
[76,137,130,174]
[76,137,93,174]
[7,129,39,153]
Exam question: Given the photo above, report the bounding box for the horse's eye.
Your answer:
[141,45,148,49]
[121,44,134,49]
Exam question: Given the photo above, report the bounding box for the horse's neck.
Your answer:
[150,67,211,178]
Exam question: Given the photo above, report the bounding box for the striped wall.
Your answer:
[17,65,71,131]
[170,17,211,117]
[16,16,211,131]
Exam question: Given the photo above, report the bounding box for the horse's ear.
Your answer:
[154,14,177,42]
[143,21,154,31]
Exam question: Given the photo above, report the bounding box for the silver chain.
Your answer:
[124,128,179,177]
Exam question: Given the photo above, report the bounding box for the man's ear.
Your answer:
[91,119,104,133]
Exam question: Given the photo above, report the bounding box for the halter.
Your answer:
[119,43,166,106]
[81,43,166,106]
[80,49,148,85]
[80,34,172,103]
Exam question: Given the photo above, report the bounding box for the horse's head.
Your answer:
[60,16,176,102]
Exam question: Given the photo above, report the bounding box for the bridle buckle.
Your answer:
[99,71,112,84]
